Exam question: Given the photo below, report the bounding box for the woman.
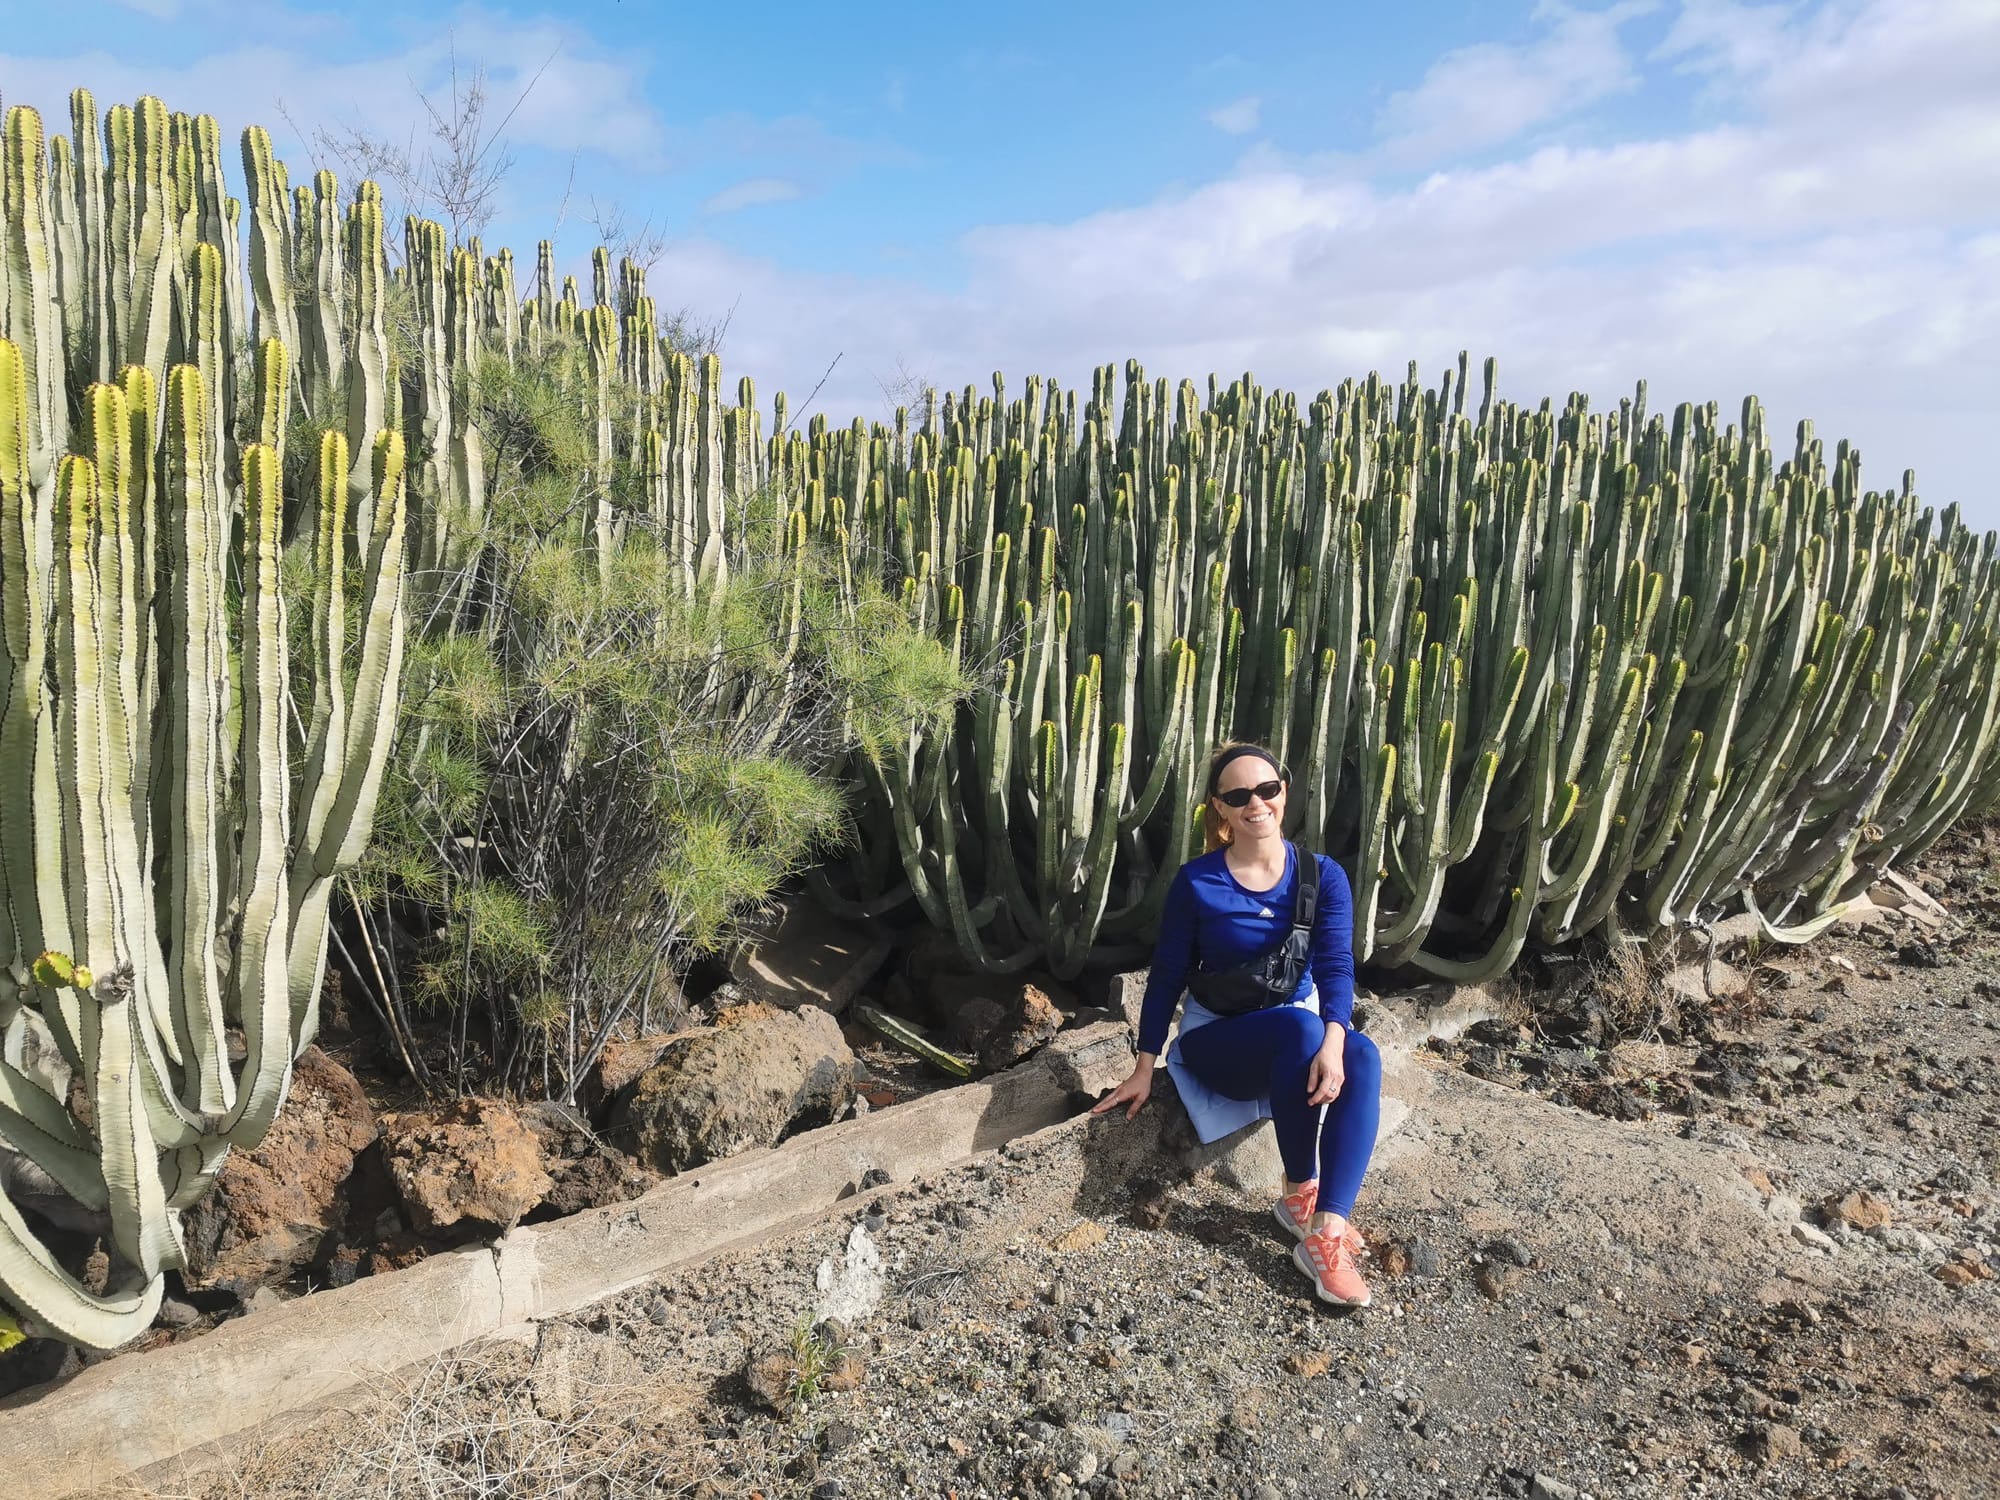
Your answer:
[1091,742,1383,1307]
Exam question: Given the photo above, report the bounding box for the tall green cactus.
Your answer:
[0,95,414,1350]
[0,89,806,1351]
[0,336,408,1350]
[806,355,2000,978]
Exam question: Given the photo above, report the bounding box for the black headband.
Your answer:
[1207,745,1287,797]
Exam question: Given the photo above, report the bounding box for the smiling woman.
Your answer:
[1092,741,1384,1309]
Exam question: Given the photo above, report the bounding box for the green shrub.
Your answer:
[343,337,966,1098]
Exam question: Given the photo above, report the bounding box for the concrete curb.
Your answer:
[0,1025,1133,1500]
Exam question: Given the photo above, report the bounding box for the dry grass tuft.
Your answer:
[1483,966,1535,1031]
[1590,939,1678,1041]
[130,1341,715,1500]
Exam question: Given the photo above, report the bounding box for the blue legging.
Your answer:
[1175,1007,1382,1219]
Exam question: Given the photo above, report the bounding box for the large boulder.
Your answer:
[379,1098,554,1235]
[181,1046,378,1290]
[612,1003,853,1175]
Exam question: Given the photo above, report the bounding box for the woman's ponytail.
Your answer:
[1201,801,1233,852]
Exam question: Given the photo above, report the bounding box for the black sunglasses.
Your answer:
[1215,779,1285,808]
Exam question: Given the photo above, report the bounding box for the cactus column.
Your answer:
[0,341,408,1349]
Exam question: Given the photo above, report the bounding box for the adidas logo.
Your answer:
[1258,906,1274,918]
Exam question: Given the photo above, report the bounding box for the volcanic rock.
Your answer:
[978,984,1066,1072]
[180,1046,378,1289]
[614,1003,853,1175]
[379,1098,554,1234]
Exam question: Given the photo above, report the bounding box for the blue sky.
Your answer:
[4,0,1997,527]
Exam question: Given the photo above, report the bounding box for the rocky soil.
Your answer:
[103,829,2000,1499]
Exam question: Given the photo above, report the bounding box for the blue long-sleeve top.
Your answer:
[1136,844,1356,1058]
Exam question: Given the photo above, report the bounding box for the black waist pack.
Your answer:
[1185,845,1319,1017]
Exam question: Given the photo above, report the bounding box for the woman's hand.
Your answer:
[1091,1056,1156,1121]
[1306,1025,1346,1106]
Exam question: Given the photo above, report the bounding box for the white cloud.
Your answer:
[1377,0,1658,163]
[0,8,890,248]
[701,177,802,215]
[1663,0,1999,127]
[650,0,2000,528]
[3,0,1993,531]
[0,10,672,175]
[1653,0,1797,83]
[1206,96,1261,135]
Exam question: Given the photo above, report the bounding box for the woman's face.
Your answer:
[1212,756,1287,844]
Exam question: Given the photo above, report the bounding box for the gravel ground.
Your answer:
[139,834,2000,1500]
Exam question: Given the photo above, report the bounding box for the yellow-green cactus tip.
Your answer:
[0,1311,24,1353]
[31,951,76,988]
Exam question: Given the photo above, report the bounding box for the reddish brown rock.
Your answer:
[359,1232,433,1276]
[820,1350,866,1392]
[538,1150,654,1219]
[1820,1190,1893,1231]
[925,973,1076,1031]
[181,1047,378,1290]
[613,1003,853,1175]
[379,1098,554,1234]
[1934,1259,1992,1287]
[515,1101,596,1164]
[1743,1421,1804,1465]
[1374,1239,1413,1278]
[978,984,1065,1072]
[512,1100,655,1219]
[743,1349,799,1416]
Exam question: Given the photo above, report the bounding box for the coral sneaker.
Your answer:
[1294,1224,1373,1307]
[1273,1184,1364,1257]
[1274,1181,1319,1239]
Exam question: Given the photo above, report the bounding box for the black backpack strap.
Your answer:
[1290,844,1318,935]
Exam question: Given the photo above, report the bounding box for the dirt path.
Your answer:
[135,843,2000,1500]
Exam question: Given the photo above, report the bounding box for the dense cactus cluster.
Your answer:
[805,362,2000,978]
[0,97,412,1349]
[0,85,1995,1350]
